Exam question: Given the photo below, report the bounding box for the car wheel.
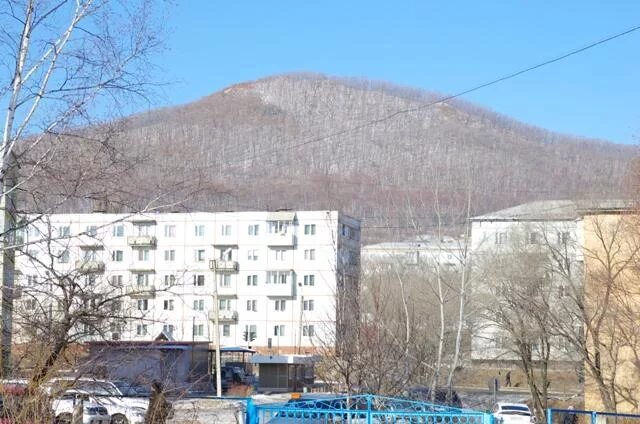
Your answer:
[55,413,72,424]
[111,413,129,424]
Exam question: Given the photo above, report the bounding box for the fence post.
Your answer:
[547,409,553,424]
[245,397,256,424]
[367,395,372,424]
[591,411,597,424]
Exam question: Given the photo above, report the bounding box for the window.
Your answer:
[222,324,230,337]
[137,299,148,311]
[135,224,151,236]
[219,247,234,260]
[195,225,205,237]
[164,225,176,238]
[246,275,258,286]
[304,249,316,260]
[137,248,150,261]
[220,225,231,236]
[110,300,122,313]
[248,224,259,235]
[164,274,176,286]
[247,249,258,261]
[193,299,205,311]
[303,325,315,337]
[193,324,204,337]
[219,298,231,311]
[58,249,70,264]
[112,225,124,237]
[136,324,148,336]
[304,224,316,235]
[59,226,71,237]
[303,299,315,311]
[246,300,257,312]
[111,250,124,262]
[195,249,205,262]
[274,299,286,311]
[274,325,285,336]
[162,324,175,337]
[23,299,37,310]
[267,271,290,285]
[268,221,288,234]
[193,274,205,286]
[164,250,176,261]
[136,273,149,287]
[303,275,315,286]
[341,224,350,237]
[274,249,286,261]
[86,225,98,237]
[26,275,37,286]
[245,324,257,341]
[495,232,507,245]
[528,232,540,245]
[83,249,98,261]
[557,231,570,245]
[111,275,123,286]
[163,299,174,310]
[85,275,97,286]
[219,274,231,287]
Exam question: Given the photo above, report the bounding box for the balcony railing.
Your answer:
[211,259,239,272]
[266,232,296,246]
[208,310,238,323]
[127,235,157,247]
[75,260,106,274]
[126,285,156,298]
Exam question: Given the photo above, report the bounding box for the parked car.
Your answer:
[403,386,463,408]
[52,392,111,424]
[492,403,536,424]
[48,379,150,424]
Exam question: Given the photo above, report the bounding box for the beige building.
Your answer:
[578,202,640,413]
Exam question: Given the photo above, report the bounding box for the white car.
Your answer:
[48,379,149,424]
[492,403,536,424]
[52,392,111,424]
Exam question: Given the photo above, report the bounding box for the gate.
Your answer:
[248,394,493,424]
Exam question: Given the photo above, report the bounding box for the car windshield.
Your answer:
[501,411,531,416]
[74,381,121,396]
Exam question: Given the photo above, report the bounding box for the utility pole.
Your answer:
[209,260,222,397]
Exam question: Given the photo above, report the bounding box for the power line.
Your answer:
[222,24,640,168]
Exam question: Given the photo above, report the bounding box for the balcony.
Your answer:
[126,285,156,298]
[208,310,238,323]
[266,232,296,246]
[127,235,157,247]
[75,260,106,274]
[211,259,239,272]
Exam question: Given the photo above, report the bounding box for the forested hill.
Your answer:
[40,74,637,240]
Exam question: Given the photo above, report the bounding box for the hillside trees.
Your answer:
[0,0,169,383]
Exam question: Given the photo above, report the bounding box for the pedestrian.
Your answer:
[505,371,511,387]
[145,380,171,424]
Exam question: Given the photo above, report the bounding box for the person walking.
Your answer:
[505,371,512,387]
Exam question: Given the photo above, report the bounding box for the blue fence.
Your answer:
[248,394,493,424]
[547,409,640,424]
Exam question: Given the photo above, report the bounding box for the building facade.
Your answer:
[469,200,580,362]
[14,211,361,354]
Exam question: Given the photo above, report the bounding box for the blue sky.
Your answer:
[155,1,640,144]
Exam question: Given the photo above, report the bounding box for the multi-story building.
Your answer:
[469,200,580,362]
[13,211,361,354]
[361,234,463,270]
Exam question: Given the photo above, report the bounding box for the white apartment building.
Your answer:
[13,210,361,354]
[362,234,463,269]
[469,200,580,362]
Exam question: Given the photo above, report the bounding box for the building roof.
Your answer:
[471,200,577,221]
[575,199,635,215]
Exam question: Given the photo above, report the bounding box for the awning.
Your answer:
[267,211,296,221]
[220,346,257,354]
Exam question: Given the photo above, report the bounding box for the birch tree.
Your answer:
[0,0,165,376]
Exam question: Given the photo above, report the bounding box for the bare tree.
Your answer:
[0,0,166,377]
